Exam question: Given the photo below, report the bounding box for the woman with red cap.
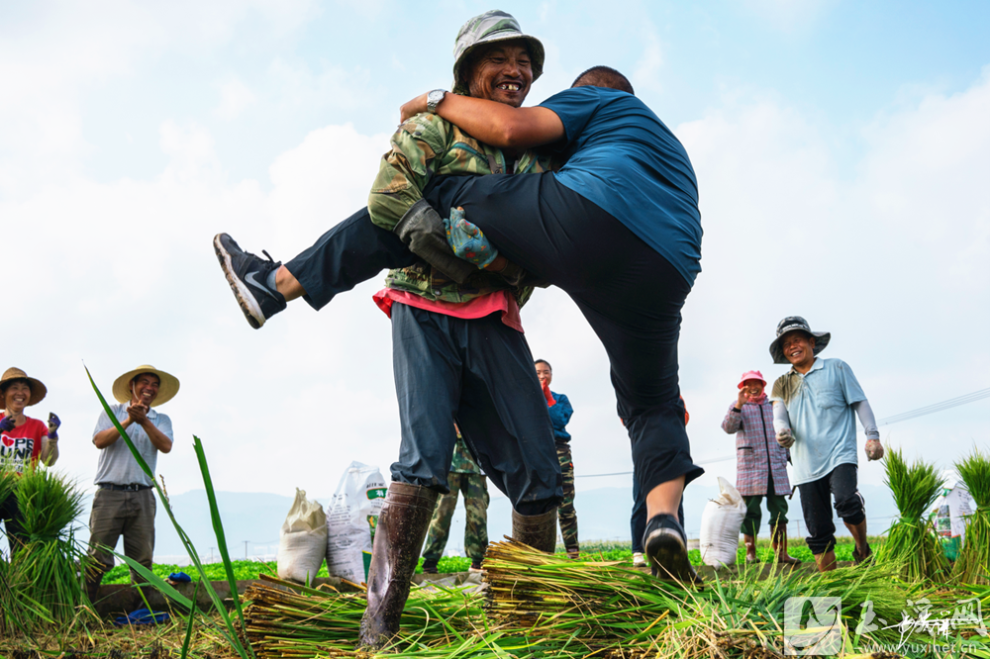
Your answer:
[721,371,798,564]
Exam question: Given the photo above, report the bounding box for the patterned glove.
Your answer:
[444,207,498,269]
[776,428,795,449]
[48,412,61,440]
[0,416,15,433]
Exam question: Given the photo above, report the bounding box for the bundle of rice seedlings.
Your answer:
[875,447,950,582]
[7,463,94,630]
[954,447,990,585]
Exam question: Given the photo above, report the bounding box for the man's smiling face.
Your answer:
[467,41,533,107]
[130,373,161,407]
[781,331,816,369]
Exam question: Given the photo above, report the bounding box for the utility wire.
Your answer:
[575,385,989,480]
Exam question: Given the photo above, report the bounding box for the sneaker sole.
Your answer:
[645,527,699,584]
[213,234,265,329]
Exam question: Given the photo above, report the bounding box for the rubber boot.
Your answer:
[815,549,837,573]
[359,483,439,650]
[743,534,759,563]
[844,519,872,564]
[566,546,580,560]
[771,525,801,565]
[511,508,558,553]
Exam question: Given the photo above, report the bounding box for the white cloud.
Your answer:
[215,79,258,120]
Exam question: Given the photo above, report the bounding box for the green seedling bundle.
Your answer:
[0,463,95,636]
[876,447,950,581]
[954,448,990,585]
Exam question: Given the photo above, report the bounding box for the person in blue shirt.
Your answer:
[769,316,884,572]
[211,65,703,583]
[397,66,704,583]
[535,359,579,558]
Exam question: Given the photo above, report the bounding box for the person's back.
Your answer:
[540,86,702,285]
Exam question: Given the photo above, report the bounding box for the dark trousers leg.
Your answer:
[742,495,764,537]
[830,464,865,525]
[798,474,837,555]
[390,305,561,515]
[0,494,27,558]
[283,207,418,310]
[425,174,703,496]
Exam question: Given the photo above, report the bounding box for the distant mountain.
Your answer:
[8,482,895,562]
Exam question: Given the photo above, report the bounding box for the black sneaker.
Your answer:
[643,513,702,585]
[213,233,287,329]
[421,557,439,574]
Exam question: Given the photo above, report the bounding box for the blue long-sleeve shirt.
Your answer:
[548,392,573,444]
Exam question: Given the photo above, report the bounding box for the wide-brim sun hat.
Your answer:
[452,10,545,92]
[112,365,180,407]
[769,316,831,365]
[737,370,767,389]
[0,367,47,406]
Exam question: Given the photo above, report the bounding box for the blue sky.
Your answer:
[2,1,988,542]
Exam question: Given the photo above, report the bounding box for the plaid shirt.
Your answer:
[721,401,790,497]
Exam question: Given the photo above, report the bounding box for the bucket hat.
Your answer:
[769,316,831,365]
[452,10,544,92]
[737,370,767,389]
[0,367,47,406]
[112,365,180,407]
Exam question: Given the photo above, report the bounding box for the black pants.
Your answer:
[391,304,561,515]
[797,463,865,555]
[631,476,685,553]
[285,207,417,310]
[0,493,26,557]
[284,173,703,495]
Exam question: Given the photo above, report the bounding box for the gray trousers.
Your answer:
[391,304,562,515]
[86,488,156,586]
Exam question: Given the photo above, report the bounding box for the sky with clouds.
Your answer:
[2,1,988,530]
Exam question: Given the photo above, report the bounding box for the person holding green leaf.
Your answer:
[0,367,61,556]
[85,365,178,600]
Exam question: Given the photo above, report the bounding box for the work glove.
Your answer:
[776,428,795,449]
[47,412,61,440]
[0,416,15,433]
[444,208,498,269]
[865,439,884,461]
[541,380,556,407]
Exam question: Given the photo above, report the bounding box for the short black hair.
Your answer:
[534,359,552,371]
[0,378,31,396]
[571,66,634,95]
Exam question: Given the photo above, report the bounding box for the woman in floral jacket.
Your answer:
[721,371,799,564]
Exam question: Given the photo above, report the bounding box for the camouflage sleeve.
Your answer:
[368,114,451,231]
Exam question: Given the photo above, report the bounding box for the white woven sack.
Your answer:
[325,461,386,584]
[277,488,327,584]
[699,476,747,568]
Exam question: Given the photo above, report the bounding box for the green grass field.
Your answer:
[101,538,879,584]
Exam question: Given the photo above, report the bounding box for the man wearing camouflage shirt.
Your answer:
[421,430,489,574]
[214,11,562,648]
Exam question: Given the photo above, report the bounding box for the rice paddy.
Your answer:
[2,378,986,658]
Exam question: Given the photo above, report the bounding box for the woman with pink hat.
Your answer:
[721,370,798,564]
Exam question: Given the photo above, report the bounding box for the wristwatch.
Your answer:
[427,89,447,114]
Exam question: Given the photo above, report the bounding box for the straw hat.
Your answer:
[112,365,180,407]
[0,367,48,406]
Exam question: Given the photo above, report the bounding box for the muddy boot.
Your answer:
[643,513,702,585]
[359,483,438,650]
[511,508,558,553]
[566,546,580,560]
[844,519,872,564]
[771,525,801,565]
[744,534,759,563]
[814,549,837,573]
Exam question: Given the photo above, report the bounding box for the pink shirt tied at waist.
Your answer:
[373,289,524,333]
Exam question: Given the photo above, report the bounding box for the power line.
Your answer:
[878,386,990,426]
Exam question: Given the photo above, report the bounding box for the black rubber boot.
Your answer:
[421,557,439,574]
[643,513,702,585]
[511,508,558,553]
[359,483,438,650]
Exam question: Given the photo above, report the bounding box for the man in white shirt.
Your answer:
[85,365,178,600]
